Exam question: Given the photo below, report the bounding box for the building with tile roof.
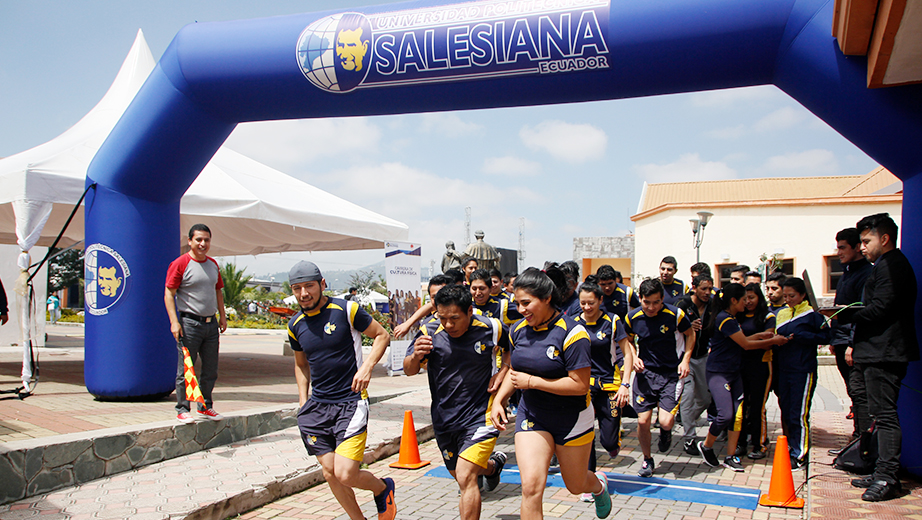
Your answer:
[630,167,902,298]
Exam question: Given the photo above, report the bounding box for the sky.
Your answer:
[0,1,881,287]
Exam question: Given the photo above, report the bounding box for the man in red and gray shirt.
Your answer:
[164,223,227,423]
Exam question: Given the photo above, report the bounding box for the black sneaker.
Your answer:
[747,448,767,460]
[722,455,744,472]
[684,438,700,456]
[734,443,746,457]
[658,428,672,453]
[549,454,560,474]
[638,458,655,478]
[484,452,506,492]
[698,441,719,467]
[851,475,876,488]
[862,480,901,502]
[790,457,807,472]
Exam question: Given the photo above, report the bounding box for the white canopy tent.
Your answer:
[0,30,408,388]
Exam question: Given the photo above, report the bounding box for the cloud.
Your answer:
[224,118,381,169]
[519,120,607,163]
[753,107,807,132]
[689,85,781,108]
[757,149,839,176]
[707,124,746,140]
[419,113,483,137]
[482,156,542,176]
[633,153,738,183]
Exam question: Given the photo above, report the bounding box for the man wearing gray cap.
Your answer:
[286,261,396,520]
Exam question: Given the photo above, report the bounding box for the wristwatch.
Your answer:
[621,382,631,389]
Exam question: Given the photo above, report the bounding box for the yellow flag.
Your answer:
[182,346,206,405]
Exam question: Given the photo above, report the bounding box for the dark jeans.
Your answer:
[175,317,220,413]
[833,343,862,435]
[852,362,908,484]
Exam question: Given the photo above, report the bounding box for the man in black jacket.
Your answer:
[830,213,918,502]
[828,228,872,451]
[675,274,714,452]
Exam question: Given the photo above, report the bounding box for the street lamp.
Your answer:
[689,211,714,263]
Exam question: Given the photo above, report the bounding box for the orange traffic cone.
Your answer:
[759,435,805,508]
[389,410,431,469]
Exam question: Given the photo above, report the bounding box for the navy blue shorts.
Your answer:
[515,398,595,446]
[435,422,499,470]
[297,399,368,461]
[634,369,682,414]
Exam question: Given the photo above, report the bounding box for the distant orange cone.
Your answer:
[389,410,431,469]
[759,435,805,508]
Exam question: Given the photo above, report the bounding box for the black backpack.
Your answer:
[833,422,878,474]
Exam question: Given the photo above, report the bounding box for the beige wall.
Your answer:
[634,202,902,296]
[581,258,632,286]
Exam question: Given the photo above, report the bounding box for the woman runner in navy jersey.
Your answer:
[738,283,776,460]
[574,279,634,502]
[697,284,788,471]
[491,267,613,519]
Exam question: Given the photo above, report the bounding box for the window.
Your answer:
[825,255,843,294]
[714,263,737,288]
[768,258,795,277]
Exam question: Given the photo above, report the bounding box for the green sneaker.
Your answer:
[593,471,612,518]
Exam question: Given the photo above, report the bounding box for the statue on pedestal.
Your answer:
[463,230,501,271]
[441,241,463,273]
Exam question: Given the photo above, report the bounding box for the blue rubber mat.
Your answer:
[423,464,762,510]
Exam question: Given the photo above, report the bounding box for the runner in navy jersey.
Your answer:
[737,283,776,460]
[659,256,686,306]
[471,269,523,326]
[623,279,695,477]
[404,285,509,520]
[695,284,788,472]
[574,280,634,495]
[491,267,613,520]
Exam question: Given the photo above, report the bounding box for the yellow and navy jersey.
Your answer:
[510,314,591,412]
[288,298,373,404]
[739,311,776,363]
[624,303,692,370]
[408,314,507,431]
[662,279,686,306]
[601,283,639,320]
[559,292,582,317]
[775,301,828,373]
[707,310,744,373]
[474,296,523,326]
[575,311,628,388]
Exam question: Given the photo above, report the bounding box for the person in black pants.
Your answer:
[828,228,872,454]
[826,213,918,502]
[0,277,9,326]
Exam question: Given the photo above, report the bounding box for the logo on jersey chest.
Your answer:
[324,322,337,335]
[659,324,670,334]
[546,346,560,359]
[596,330,607,341]
[474,341,488,354]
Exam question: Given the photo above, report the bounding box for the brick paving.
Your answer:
[2,326,920,519]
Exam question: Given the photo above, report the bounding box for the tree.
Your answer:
[48,247,83,293]
[348,270,386,296]
[220,262,252,314]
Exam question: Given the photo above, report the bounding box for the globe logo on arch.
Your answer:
[84,243,130,316]
[297,13,372,93]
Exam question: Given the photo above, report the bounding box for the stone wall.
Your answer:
[0,406,296,505]
[572,235,635,261]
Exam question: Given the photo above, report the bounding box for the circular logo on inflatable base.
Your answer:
[297,13,372,93]
[84,244,130,316]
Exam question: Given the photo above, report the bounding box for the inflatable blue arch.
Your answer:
[84,0,922,472]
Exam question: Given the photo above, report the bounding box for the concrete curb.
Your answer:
[184,423,436,520]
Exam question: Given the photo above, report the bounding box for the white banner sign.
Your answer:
[384,241,421,376]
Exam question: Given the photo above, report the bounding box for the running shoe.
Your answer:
[658,428,672,453]
[747,448,767,460]
[549,454,560,474]
[683,438,700,456]
[374,477,397,520]
[484,452,506,492]
[197,408,223,421]
[790,457,808,472]
[638,458,655,478]
[698,441,719,467]
[177,412,195,424]
[593,471,612,518]
[851,475,876,488]
[722,455,744,472]
[580,493,594,503]
[734,443,746,458]
[607,446,620,458]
